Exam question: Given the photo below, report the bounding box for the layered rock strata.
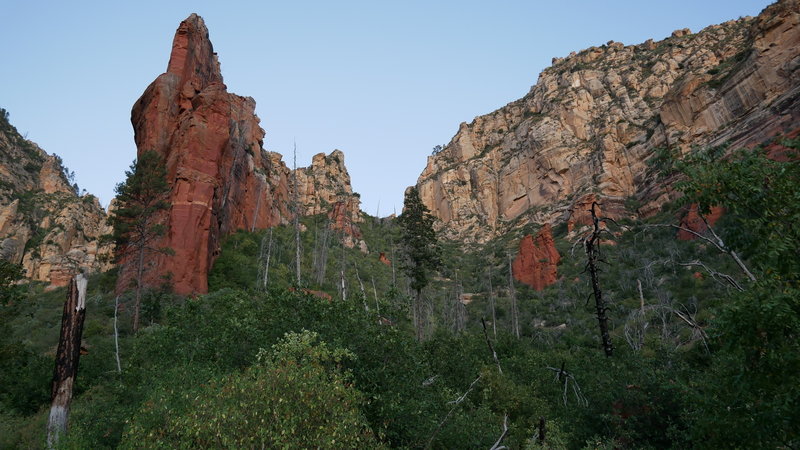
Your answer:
[417,0,800,243]
[124,14,362,295]
[0,111,112,286]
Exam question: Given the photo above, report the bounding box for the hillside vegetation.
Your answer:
[1,139,798,448]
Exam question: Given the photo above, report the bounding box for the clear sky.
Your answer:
[1,0,771,216]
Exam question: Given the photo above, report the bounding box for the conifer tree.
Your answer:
[109,150,170,332]
[397,186,441,341]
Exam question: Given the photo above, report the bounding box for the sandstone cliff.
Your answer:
[125,14,362,295]
[0,109,112,286]
[417,0,800,243]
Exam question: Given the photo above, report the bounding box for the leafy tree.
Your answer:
[669,138,800,447]
[397,186,441,340]
[0,259,24,306]
[108,150,170,332]
[121,330,382,448]
[673,139,799,283]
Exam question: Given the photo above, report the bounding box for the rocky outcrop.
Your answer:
[417,0,800,242]
[125,15,363,295]
[511,224,561,291]
[677,204,725,240]
[296,150,366,250]
[0,109,112,286]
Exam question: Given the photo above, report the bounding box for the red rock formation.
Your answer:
[512,224,561,291]
[677,204,724,240]
[122,14,363,295]
[378,252,391,266]
[123,14,293,295]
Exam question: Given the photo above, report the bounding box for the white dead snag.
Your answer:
[371,276,380,314]
[292,142,301,286]
[354,263,368,311]
[489,414,509,450]
[488,266,497,338]
[113,295,121,373]
[643,216,756,284]
[507,253,520,339]
[47,273,88,449]
[425,374,482,449]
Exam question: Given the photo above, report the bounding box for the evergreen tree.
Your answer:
[109,150,170,332]
[397,186,441,340]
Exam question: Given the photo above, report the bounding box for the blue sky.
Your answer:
[1,0,771,216]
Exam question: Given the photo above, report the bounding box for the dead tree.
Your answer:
[585,202,613,357]
[487,266,497,338]
[258,227,274,290]
[46,273,88,449]
[292,141,301,285]
[113,295,121,373]
[507,253,520,339]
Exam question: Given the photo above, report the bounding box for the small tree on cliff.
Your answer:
[109,150,170,333]
[397,186,441,341]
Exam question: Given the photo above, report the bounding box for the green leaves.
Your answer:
[108,150,170,255]
[671,140,800,282]
[397,186,442,293]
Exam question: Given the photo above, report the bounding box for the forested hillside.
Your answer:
[2,138,797,448]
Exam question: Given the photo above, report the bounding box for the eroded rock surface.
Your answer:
[417,0,800,242]
[511,224,561,290]
[0,111,112,286]
[124,14,362,295]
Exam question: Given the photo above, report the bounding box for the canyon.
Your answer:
[416,0,800,244]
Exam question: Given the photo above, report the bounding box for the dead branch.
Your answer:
[481,318,502,374]
[545,365,588,407]
[425,375,482,449]
[677,260,743,292]
[489,414,509,450]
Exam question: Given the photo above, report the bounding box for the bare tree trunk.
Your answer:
[263,227,273,289]
[507,253,520,339]
[389,236,396,287]
[354,263,368,311]
[637,278,645,314]
[113,295,121,373]
[586,202,613,357]
[339,233,347,301]
[47,274,88,449]
[293,142,301,286]
[488,267,497,338]
[371,276,380,315]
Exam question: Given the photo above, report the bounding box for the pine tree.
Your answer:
[397,186,441,341]
[109,150,170,332]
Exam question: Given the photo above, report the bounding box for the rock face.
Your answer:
[125,14,362,295]
[417,0,800,242]
[0,109,112,286]
[677,204,725,240]
[511,224,561,290]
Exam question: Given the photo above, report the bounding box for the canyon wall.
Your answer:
[0,110,112,287]
[417,0,800,243]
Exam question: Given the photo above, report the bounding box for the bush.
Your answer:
[121,330,382,448]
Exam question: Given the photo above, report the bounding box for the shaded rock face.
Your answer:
[0,111,112,286]
[512,224,561,291]
[125,14,362,295]
[417,0,800,243]
[677,204,725,240]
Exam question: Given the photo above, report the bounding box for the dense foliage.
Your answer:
[1,139,797,448]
